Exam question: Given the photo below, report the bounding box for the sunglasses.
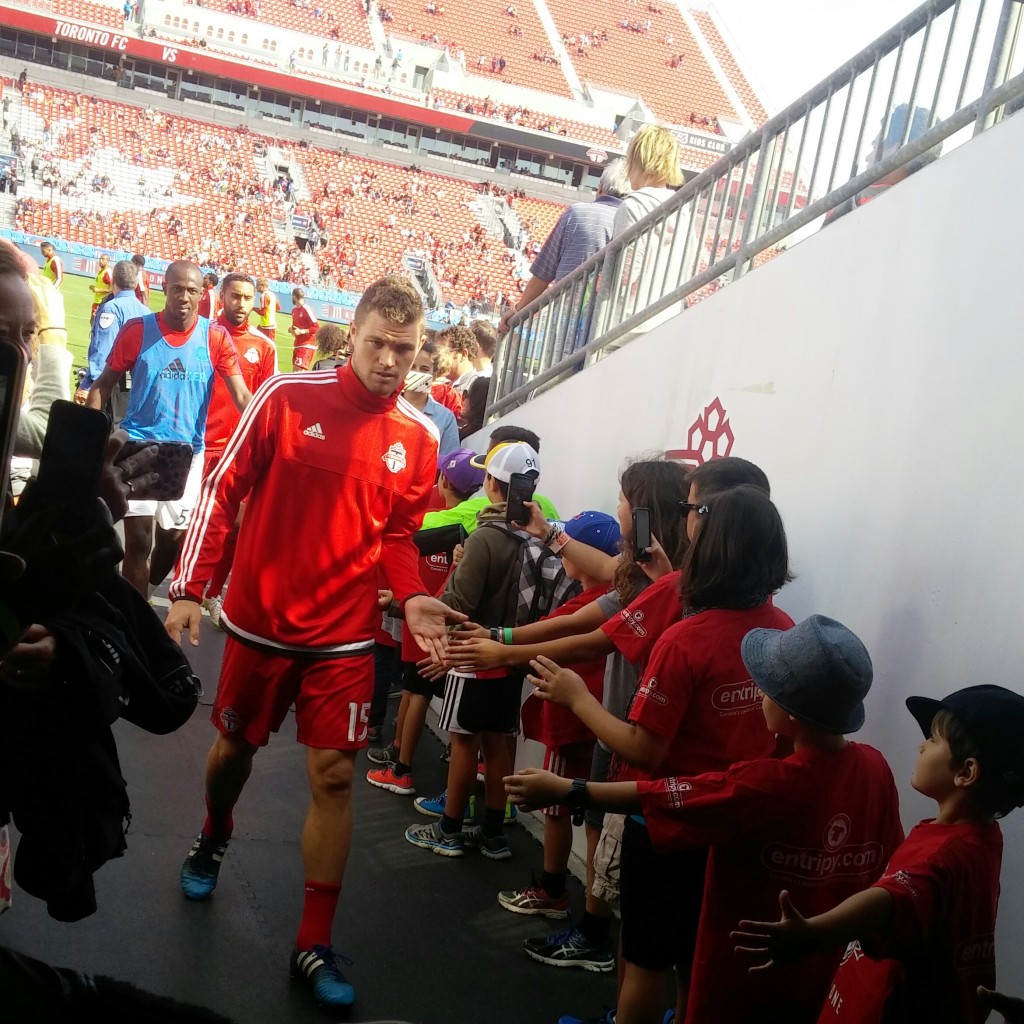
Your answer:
[678,501,710,516]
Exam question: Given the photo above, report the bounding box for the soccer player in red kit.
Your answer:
[200,272,278,625]
[290,287,320,370]
[197,272,219,319]
[165,275,465,1011]
[132,253,150,306]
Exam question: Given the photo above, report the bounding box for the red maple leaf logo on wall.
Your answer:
[665,397,735,465]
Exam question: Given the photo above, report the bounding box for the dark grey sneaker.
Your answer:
[524,924,615,972]
[464,825,511,860]
[366,742,398,765]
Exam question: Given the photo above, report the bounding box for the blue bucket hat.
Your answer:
[740,614,873,734]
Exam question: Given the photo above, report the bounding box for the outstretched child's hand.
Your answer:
[447,636,508,671]
[450,622,488,640]
[978,987,1024,1024]
[527,655,588,709]
[732,891,813,971]
[416,654,448,683]
[504,767,568,811]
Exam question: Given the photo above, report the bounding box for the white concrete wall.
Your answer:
[473,110,1024,971]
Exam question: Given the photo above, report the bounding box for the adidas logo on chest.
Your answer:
[303,422,327,440]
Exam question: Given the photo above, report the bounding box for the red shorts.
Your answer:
[262,328,276,342]
[542,740,596,818]
[292,345,316,370]
[212,636,374,749]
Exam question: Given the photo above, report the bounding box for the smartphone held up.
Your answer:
[632,506,652,562]
[505,471,537,527]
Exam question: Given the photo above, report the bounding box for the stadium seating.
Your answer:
[188,0,374,50]
[510,193,562,244]
[55,0,123,30]
[688,10,767,126]
[545,0,739,128]
[10,82,568,307]
[431,88,620,149]
[381,0,572,97]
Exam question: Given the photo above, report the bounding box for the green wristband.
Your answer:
[503,627,514,644]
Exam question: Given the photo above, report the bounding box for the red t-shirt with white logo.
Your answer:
[637,743,904,1024]
[817,819,1002,1024]
[624,602,794,781]
[170,364,439,654]
[203,316,277,457]
[599,569,682,671]
[521,583,611,747]
[400,545,454,662]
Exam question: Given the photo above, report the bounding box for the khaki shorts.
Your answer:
[590,811,624,907]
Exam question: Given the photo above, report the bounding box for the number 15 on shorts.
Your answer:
[348,702,371,743]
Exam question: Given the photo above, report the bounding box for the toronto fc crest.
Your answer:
[382,441,407,474]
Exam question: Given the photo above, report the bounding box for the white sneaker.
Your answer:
[203,595,223,630]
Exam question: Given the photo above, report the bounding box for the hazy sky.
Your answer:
[705,0,923,113]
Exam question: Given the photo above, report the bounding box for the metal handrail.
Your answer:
[486,0,1024,419]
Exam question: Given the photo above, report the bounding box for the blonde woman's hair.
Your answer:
[626,125,683,188]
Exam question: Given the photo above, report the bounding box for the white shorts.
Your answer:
[124,450,205,530]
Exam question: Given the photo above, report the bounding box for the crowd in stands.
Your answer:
[4,80,567,308]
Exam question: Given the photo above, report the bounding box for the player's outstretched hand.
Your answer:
[504,767,568,811]
[405,594,467,663]
[166,599,203,648]
[527,655,587,709]
[978,987,1024,1024]
[732,891,811,971]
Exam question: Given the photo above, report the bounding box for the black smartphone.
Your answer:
[0,337,29,530]
[632,506,652,562]
[22,400,111,534]
[119,439,194,501]
[505,471,537,526]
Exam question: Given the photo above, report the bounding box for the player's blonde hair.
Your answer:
[625,125,683,188]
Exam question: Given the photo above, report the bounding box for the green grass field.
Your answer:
[61,275,298,374]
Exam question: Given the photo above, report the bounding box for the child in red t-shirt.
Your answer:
[522,485,793,1018]
[733,683,1024,1024]
[508,614,904,1024]
[497,511,621,920]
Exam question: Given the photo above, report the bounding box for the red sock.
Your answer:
[202,796,234,843]
[295,881,342,951]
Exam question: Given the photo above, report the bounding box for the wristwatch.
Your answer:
[565,778,588,826]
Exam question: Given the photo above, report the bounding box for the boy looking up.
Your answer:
[734,683,1024,1024]
[507,615,904,1024]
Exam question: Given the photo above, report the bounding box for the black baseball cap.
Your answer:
[906,684,1024,809]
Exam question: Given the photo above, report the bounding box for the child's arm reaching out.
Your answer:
[731,887,894,971]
